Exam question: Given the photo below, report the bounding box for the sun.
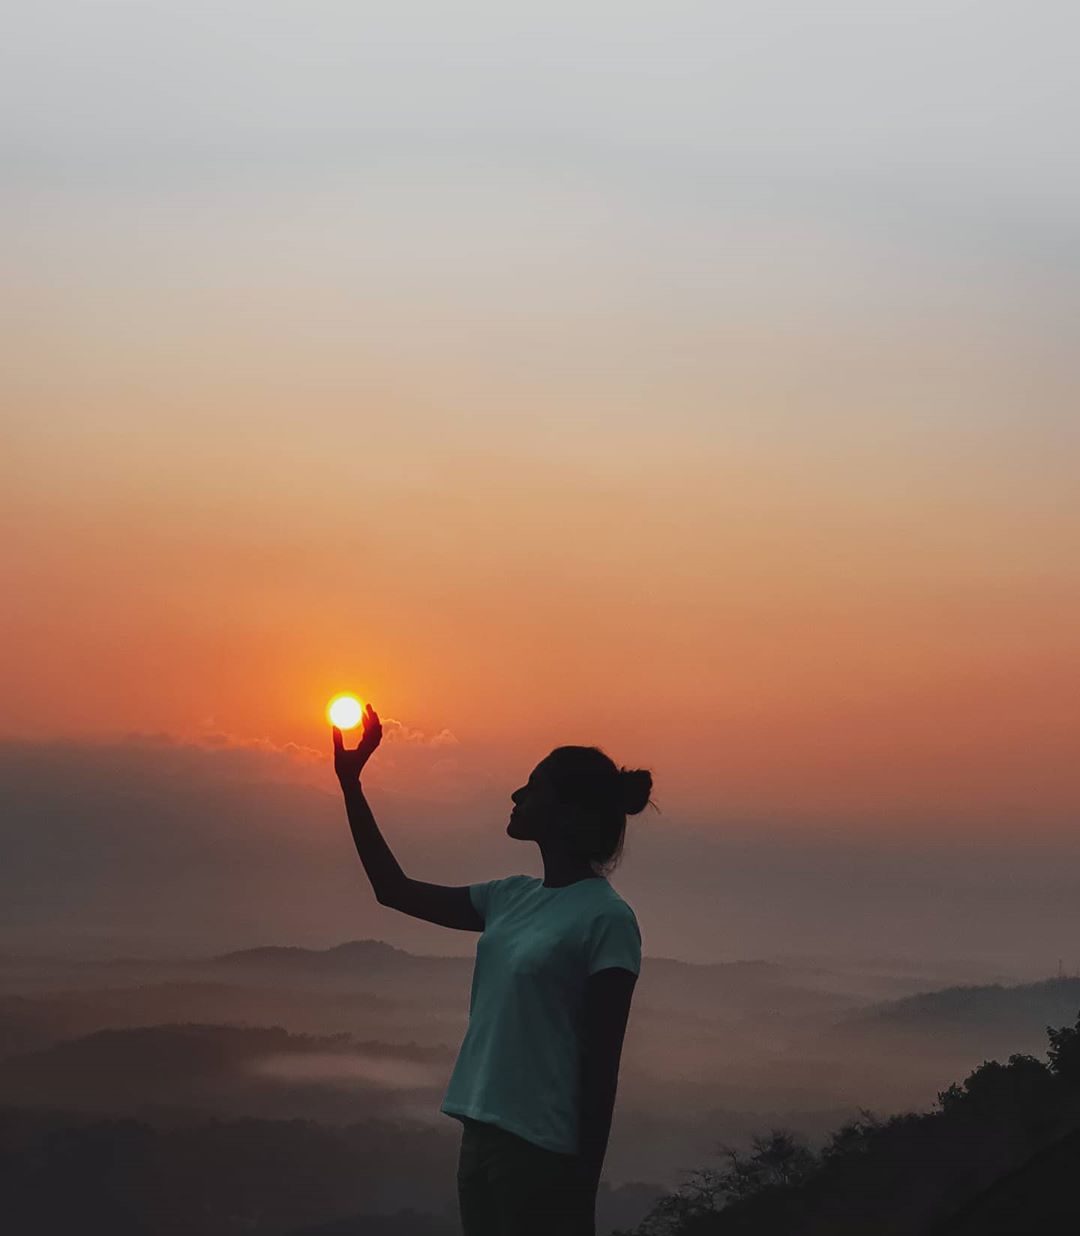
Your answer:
[327,695,364,729]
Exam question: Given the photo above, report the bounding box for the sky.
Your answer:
[2,3,1078,964]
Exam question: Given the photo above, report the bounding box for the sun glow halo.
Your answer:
[327,695,364,730]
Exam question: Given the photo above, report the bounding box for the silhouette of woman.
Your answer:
[333,703,650,1236]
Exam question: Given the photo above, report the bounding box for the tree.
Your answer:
[624,1128,818,1235]
[1045,1008,1080,1082]
[819,1108,884,1164]
[715,1129,818,1201]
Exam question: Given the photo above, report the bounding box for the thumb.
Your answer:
[332,725,343,751]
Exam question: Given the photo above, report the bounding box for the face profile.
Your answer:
[507,763,572,843]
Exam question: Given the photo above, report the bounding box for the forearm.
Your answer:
[577,1059,619,1186]
[339,780,408,902]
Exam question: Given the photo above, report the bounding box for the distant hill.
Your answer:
[204,940,895,1020]
[205,939,470,991]
[0,1023,454,1124]
[6,939,1072,1198]
[214,940,414,969]
[833,977,1080,1055]
[4,940,906,1031]
[1,936,987,1010]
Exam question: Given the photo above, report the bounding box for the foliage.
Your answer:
[616,1127,818,1235]
[1045,1008,1080,1081]
[620,1009,1080,1236]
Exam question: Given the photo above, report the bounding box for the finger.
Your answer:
[332,725,343,751]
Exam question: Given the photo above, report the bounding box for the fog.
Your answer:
[3,736,1079,975]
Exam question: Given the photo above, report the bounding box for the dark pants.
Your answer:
[456,1115,596,1236]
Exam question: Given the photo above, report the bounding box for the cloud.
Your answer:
[110,721,461,796]
[130,725,325,761]
[194,731,323,760]
[380,719,459,748]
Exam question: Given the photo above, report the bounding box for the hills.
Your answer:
[3,938,1078,1234]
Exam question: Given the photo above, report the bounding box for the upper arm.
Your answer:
[583,967,637,1067]
[585,905,642,977]
[379,878,485,932]
[582,904,641,1067]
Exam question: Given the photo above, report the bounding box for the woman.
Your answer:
[333,703,651,1236]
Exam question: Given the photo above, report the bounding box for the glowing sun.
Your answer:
[327,695,364,729]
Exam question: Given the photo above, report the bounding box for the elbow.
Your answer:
[375,878,407,909]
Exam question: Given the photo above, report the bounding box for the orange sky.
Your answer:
[3,5,1078,840]
[5,301,1077,834]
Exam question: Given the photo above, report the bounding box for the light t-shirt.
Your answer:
[440,873,642,1155]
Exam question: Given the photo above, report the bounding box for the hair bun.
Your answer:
[619,768,653,815]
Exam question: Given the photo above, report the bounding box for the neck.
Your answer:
[538,843,600,888]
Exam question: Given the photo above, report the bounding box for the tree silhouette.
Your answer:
[616,1127,818,1235]
[617,1008,1080,1236]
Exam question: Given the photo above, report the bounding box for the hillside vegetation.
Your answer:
[616,1009,1080,1235]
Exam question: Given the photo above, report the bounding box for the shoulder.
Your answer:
[488,873,539,906]
[582,885,642,977]
[501,873,538,894]
[592,884,640,928]
[469,873,536,920]
[479,873,535,893]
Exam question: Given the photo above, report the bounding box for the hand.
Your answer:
[332,703,382,785]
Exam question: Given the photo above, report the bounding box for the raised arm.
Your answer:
[334,709,483,932]
[337,776,407,903]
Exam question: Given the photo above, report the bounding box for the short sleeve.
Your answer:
[468,875,527,926]
[468,879,499,923]
[585,904,642,976]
